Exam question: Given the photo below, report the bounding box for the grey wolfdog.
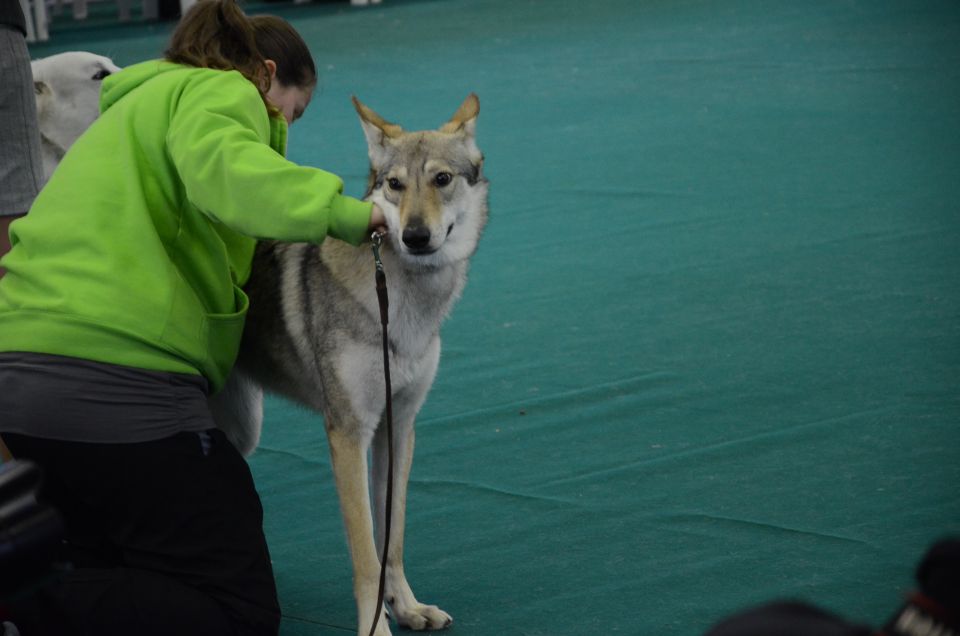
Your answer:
[210,94,488,635]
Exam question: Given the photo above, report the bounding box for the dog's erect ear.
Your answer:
[439,93,479,137]
[352,96,403,146]
[352,96,402,168]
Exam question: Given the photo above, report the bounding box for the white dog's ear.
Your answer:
[34,81,53,118]
[352,96,401,165]
[439,93,479,138]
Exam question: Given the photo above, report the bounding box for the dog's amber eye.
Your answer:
[434,172,453,187]
[387,178,404,191]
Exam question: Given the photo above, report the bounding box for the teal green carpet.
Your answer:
[26,0,960,633]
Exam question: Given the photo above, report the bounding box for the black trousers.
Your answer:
[2,430,281,636]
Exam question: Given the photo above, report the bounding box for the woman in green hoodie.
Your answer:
[0,1,383,634]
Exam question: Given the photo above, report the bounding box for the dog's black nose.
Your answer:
[402,225,432,251]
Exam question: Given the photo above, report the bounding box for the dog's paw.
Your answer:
[360,606,392,636]
[392,602,452,631]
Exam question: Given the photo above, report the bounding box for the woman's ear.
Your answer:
[262,59,278,91]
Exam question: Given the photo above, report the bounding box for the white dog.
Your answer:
[31,51,121,182]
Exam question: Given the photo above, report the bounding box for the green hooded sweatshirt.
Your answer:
[0,61,372,392]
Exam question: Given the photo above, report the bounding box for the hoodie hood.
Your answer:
[99,60,182,114]
[99,60,288,154]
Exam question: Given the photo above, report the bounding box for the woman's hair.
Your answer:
[165,0,316,112]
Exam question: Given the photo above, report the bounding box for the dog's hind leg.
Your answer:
[327,424,392,636]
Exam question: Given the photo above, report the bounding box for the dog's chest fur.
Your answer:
[238,239,467,424]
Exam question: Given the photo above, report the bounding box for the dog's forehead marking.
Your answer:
[389,132,471,165]
[372,124,481,188]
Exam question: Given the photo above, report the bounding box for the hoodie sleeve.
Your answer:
[165,70,372,246]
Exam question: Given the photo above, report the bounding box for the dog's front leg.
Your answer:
[371,389,452,630]
[327,425,391,636]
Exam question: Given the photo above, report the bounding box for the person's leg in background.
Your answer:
[1,10,45,465]
[0,20,44,278]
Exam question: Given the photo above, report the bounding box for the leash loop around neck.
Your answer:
[371,231,385,272]
[368,230,393,636]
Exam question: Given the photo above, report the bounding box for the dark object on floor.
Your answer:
[0,460,63,599]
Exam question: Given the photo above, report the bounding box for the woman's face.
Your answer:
[266,80,313,126]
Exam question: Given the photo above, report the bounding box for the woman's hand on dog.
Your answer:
[368,203,387,236]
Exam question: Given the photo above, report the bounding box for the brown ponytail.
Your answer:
[165,0,316,114]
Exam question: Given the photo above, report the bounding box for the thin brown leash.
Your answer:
[368,231,393,636]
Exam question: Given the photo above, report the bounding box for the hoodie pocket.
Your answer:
[203,284,249,390]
